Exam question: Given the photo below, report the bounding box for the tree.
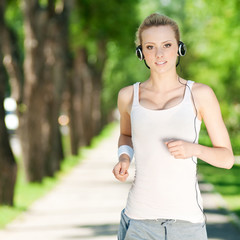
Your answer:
[68,0,140,153]
[0,0,18,206]
[0,57,17,206]
[20,0,71,181]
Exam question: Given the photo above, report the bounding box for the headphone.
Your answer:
[136,41,187,62]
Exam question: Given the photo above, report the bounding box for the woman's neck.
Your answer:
[147,70,179,92]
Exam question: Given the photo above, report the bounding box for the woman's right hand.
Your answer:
[112,157,130,182]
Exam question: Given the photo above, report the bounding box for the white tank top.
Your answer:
[125,80,204,223]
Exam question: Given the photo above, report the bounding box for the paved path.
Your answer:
[0,125,240,240]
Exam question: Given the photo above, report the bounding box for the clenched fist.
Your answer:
[112,157,130,182]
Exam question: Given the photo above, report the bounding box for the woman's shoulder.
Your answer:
[192,82,216,99]
[117,84,135,112]
[192,82,219,114]
[118,84,134,99]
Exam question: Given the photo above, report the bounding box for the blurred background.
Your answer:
[0,0,240,229]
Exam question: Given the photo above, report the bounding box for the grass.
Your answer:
[198,162,240,219]
[0,173,60,229]
[198,126,240,219]
[0,121,118,229]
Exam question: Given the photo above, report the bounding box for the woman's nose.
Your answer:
[156,47,164,58]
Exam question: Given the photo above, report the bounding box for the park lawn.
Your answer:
[198,161,240,219]
[0,122,118,229]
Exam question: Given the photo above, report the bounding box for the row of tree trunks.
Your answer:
[0,0,107,196]
[68,40,107,154]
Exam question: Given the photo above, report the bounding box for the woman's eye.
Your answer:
[164,43,172,48]
[146,45,153,50]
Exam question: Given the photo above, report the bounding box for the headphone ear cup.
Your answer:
[136,45,144,61]
[178,41,186,56]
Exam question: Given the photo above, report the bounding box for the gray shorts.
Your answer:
[118,209,208,240]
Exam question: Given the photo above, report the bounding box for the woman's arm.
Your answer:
[113,86,134,182]
[166,83,235,169]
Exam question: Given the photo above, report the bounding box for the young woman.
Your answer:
[112,13,234,240]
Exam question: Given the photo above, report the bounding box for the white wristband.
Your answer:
[118,145,134,162]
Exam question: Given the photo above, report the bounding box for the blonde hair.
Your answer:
[135,13,180,46]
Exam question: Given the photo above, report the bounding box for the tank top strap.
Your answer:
[183,80,195,103]
[132,82,140,106]
[187,80,194,90]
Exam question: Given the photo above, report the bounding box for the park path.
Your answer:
[0,124,239,240]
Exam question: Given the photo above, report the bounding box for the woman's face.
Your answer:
[141,25,178,73]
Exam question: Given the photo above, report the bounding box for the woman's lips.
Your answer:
[155,61,167,65]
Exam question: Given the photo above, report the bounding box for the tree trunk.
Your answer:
[89,40,107,137]
[68,49,86,154]
[21,0,70,181]
[68,47,95,154]
[0,50,17,206]
[42,6,70,176]
[68,40,107,153]
[21,1,47,181]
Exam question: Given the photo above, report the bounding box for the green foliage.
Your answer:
[70,0,140,49]
[4,0,24,59]
[184,0,240,92]
[199,123,212,147]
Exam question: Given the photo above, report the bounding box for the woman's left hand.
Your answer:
[165,140,196,159]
